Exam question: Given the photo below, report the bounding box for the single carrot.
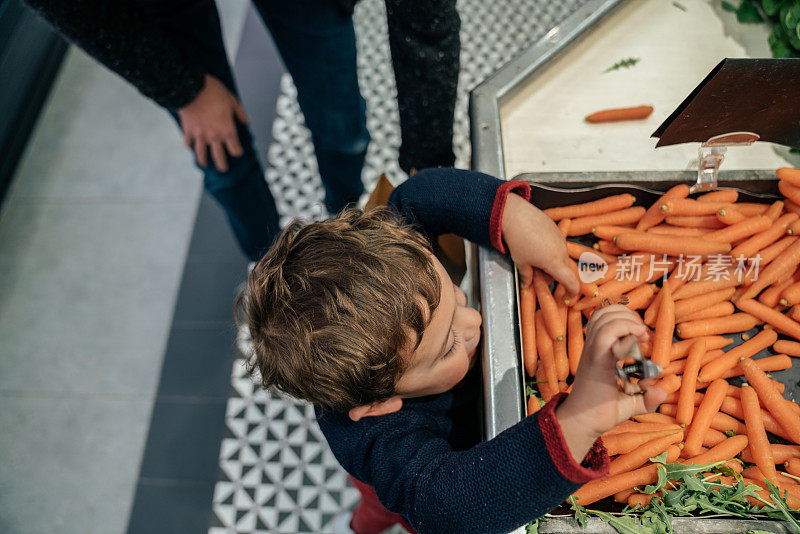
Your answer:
[567,207,647,236]
[676,313,759,339]
[568,260,602,299]
[736,299,800,340]
[786,458,800,476]
[664,215,727,229]
[774,340,800,357]
[593,225,642,241]
[651,280,675,368]
[572,464,659,506]
[636,184,691,232]
[628,493,658,509]
[703,428,728,448]
[670,336,733,360]
[608,431,684,476]
[566,241,617,264]
[677,338,707,426]
[765,200,786,221]
[614,488,636,504]
[597,239,627,256]
[741,384,780,486]
[634,412,677,425]
[742,357,800,444]
[603,428,683,456]
[730,213,799,261]
[527,395,542,416]
[673,287,736,322]
[660,198,733,217]
[724,354,792,378]
[658,373,682,394]
[647,225,713,236]
[557,218,572,237]
[778,167,800,187]
[554,304,569,381]
[624,284,656,310]
[585,105,654,123]
[532,269,565,341]
[760,267,800,307]
[683,379,729,457]
[789,305,800,323]
[779,180,800,206]
[603,421,683,436]
[742,444,800,465]
[644,268,688,327]
[534,365,556,402]
[781,280,800,307]
[615,232,730,256]
[567,308,583,376]
[739,238,800,300]
[710,411,748,435]
[672,275,741,301]
[680,302,735,323]
[786,199,800,217]
[681,434,749,465]
[698,189,739,204]
[520,285,537,377]
[716,207,746,225]
[703,215,772,243]
[535,312,558,395]
[664,349,723,375]
[697,328,777,382]
[545,194,636,221]
[758,236,797,266]
[737,203,772,216]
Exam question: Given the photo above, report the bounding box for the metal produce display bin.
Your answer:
[470,0,799,532]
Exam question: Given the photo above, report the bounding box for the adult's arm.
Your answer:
[23,0,205,109]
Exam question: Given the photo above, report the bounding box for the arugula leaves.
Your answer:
[604,58,641,73]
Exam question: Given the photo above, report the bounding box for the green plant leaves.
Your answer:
[604,57,641,73]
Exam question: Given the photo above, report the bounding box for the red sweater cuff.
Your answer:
[537,393,609,484]
[489,180,531,254]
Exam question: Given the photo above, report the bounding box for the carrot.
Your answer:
[774,340,800,357]
[603,428,683,456]
[703,428,728,448]
[670,336,733,360]
[673,287,735,322]
[597,239,626,256]
[636,184,691,232]
[765,200,786,221]
[657,373,682,394]
[645,269,688,327]
[634,412,678,425]
[697,328,777,382]
[779,180,800,206]
[739,238,800,300]
[535,312,558,395]
[703,215,772,243]
[572,464,659,506]
[778,167,800,187]
[742,445,800,465]
[647,225,713,236]
[545,194,636,221]
[608,431,684,476]
[737,203,771,216]
[730,213,799,261]
[758,236,797,267]
[683,379,730,457]
[568,207,646,236]
[742,357,800,444]
[532,269,565,341]
[567,241,617,264]
[624,284,656,310]
[724,354,792,378]
[568,261,602,299]
[651,280,675,368]
[603,421,683,436]
[716,208,746,225]
[585,105,654,123]
[698,189,739,204]
[676,338,707,426]
[557,218,572,237]
[672,275,741,301]
[663,349,723,375]
[681,434,749,465]
[567,308,583,376]
[720,396,793,442]
[741,384,780,486]
[781,280,800,307]
[520,285,537,377]
[614,488,636,504]
[736,299,800,340]
[664,215,727,229]
[676,313,759,338]
[789,305,800,323]
[628,493,658,509]
[786,199,800,217]
[789,219,800,236]
[593,225,642,241]
[681,302,735,323]
[760,267,800,307]
[786,458,800,476]
[527,395,542,415]
[615,232,730,256]
[554,304,569,381]
[660,198,733,217]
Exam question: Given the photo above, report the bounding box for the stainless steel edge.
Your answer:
[471,0,628,441]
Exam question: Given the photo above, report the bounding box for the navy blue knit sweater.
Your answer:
[317,168,609,534]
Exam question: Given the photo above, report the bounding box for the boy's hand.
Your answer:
[554,305,666,463]
[501,194,579,295]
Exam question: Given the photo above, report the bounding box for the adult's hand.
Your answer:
[177,74,249,172]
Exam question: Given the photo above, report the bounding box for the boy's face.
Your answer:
[394,254,483,398]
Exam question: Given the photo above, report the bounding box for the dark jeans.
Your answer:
[138,0,368,261]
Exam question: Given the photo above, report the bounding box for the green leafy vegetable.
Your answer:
[672,1,687,11]
[765,480,800,532]
[589,510,654,534]
[570,496,589,528]
[723,0,739,11]
[525,518,540,534]
[604,57,641,73]
[738,0,767,22]
[643,464,668,494]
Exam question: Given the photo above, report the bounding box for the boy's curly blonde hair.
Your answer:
[238,208,441,412]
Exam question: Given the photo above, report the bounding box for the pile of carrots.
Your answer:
[521,167,800,513]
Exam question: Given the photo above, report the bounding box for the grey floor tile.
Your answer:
[8,48,202,203]
[139,399,228,482]
[128,480,215,534]
[172,260,248,325]
[0,201,196,396]
[187,193,248,262]
[0,394,152,534]
[216,0,249,62]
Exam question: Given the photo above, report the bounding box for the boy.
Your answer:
[240,168,666,533]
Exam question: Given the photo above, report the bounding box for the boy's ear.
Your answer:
[348,396,403,421]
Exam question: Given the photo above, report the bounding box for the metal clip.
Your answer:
[693,132,760,193]
[614,335,662,394]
